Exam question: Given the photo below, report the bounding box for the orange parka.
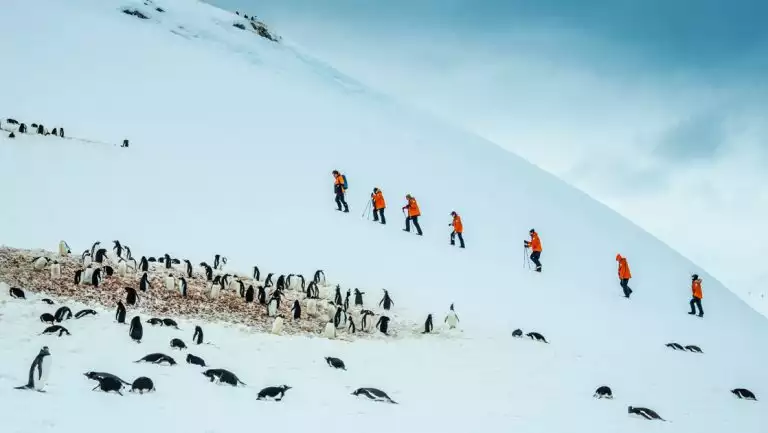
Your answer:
[528,231,542,252]
[692,279,703,299]
[372,190,386,210]
[334,173,345,192]
[451,214,463,233]
[403,196,421,217]
[616,254,631,279]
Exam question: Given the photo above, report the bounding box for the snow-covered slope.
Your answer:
[0,0,766,431]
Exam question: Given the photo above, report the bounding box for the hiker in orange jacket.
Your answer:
[688,274,704,317]
[371,188,386,225]
[524,229,542,272]
[449,211,464,248]
[332,170,349,213]
[401,194,422,236]
[616,254,633,298]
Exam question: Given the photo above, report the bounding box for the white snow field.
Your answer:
[0,0,766,432]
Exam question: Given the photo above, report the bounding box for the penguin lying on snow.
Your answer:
[257,385,291,401]
[163,318,179,328]
[325,357,346,370]
[40,313,55,324]
[9,287,25,299]
[526,332,548,343]
[665,343,685,351]
[170,338,187,350]
[41,325,70,337]
[15,346,52,392]
[92,376,125,395]
[594,386,613,399]
[685,345,703,353]
[628,406,665,421]
[84,372,131,386]
[41,298,55,305]
[54,307,73,322]
[147,318,164,326]
[731,388,757,400]
[135,353,176,365]
[186,354,206,367]
[75,309,97,319]
[202,369,245,386]
[512,329,523,338]
[352,387,397,404]
[131,377,155,394]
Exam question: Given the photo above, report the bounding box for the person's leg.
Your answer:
[372,205,379,221]
[380,209,386,224]
[696,298,703,316]
[450,231,456,245]
[458,233,465,248]
[335,193,343,211]
[530,251,542,271]
[341,194,349,212]
[405,216,411,232]
[413,216,423,235]
[689,298,697,314]
[620,279,632,297]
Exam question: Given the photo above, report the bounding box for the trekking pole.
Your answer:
[523,246,531,269]
[361,199,371,219]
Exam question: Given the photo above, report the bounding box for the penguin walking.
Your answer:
[252,265,261,281]
[379,290,394,310]
[333,307,344,328]
[125,287,137,306]
[354,289,364,306]
[193,326,204,345]
[139,273,151,291]
[184,260,193,278]
[291,300,301,320]
[201,263,213,281]
[257,385,291,401]
[628,406,665,421]
[139,257,149,272]
[245,285,254,303]
[264,273,274,288]
[376,316,391,335]
[352,387,397,404]
[344,290,351,311]
[445,303,460,329]
[15,347,52,392]
[116,301,126,323]
[347,314,356,333]
[91,268,103,287]
[178,276,188,297]
[129,316,143,343]
[41,325,71,337]
[267,296,279,317]
[423,314,434,334]
[74,269,83,285]
[113,240,123,258]
[334,285,342,305]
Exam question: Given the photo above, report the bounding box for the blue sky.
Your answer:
[212,0,768,300]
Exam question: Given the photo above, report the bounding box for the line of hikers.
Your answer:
[616,254,704,317]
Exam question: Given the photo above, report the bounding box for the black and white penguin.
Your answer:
[40,313,55,324]
[91,268,103,287]
[103,265,114,277]
[130,377,155,394]
[139,256,149,272]
[124,245,132,260]
[125,287,137,305]
[58,240,71,257]
[252,265,261,281]
[170,338,187,350]
[313,269,325,286]
[731,388,757,400]
[164,273,175,292]
[91,241,102,259]
[665,343,685,351]
[628,406,665,421]
[179,276,188,297]
[202,263,213,281]
[685,345,703,353]
[257,385,291,401]
[291,300,301,320]
[75,309,97,319]
[92,376,125,395]
[9,287,25,299]
[267,296,279,317]
[526,332,548,343]
[379,290,394,310]
[333,306,343,328]
[445,303,460,329]
[361,310,375,332]
[344,289,351,311]
[202,368,245,386]
[323,319,336,339]
[594,386,613,399]
[32,256,50,271]
[306,281,319,299]
[325,357,346,370]
[148,257,157,262]
[147,318,164,326]
[41,298,54,305]
[116,301,126,323]
[276,275,286,292]
[423,314,433,334]
[74,269,83,285]
[354,289,364,306]
[81,249,92,266]
[139,272,151,291]
[162,318,179,328]
[376,316,391,335]
[117,259,127,278]
[245,285,254,303]
[41,325,71,336]
[184,260,193,278]
[15,346,52,391]
[334,285,342,305]
[186,354,206,367]
[213,254,221,270]
[129,316,143,343]
[113,240,123,258]
[271,315,284,335]
[193,326,204,345]
[351,387,397,404]
[94,248,108,264]
[264,273,274,288]
[237,280,245,297]
[512,329,523,338]
[347,314,356,333]
[83,371,131,386]
[163,253,172,269]
[54,306,72,322]
[135,353,176,365]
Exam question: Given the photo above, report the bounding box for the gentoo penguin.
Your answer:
[92,376,125,395]
[135,353,176,365]
[264,273,274,288]
[376,316,391,335]
[9,287,25,299]
[354,289,364,306]
[325,357,346,370]
[334,285,342,305]
[323,320,336,339]
[202,368,245,386]
[731,388,757,400]
[162,318,179,328]
[91,268,103,287]
[351,387,397,404]
[115,301,126,323]
[252,265,261,281]
[74,269,83,285]
[178,276,188,297]
[423,314,434,334]
[267,296,279,317]
[41,325,71,336]
[685,345,703,353]
[291,300,301,320]
[94,248,108,264]
[347,314,356,333]
[526,332,548,343]
[445,303,460,329]
[54,306,72,322]
[147,318,164,326]
[193,326,204,344]
[164,274,175,292]
[594,386,613,399]
[307,281,319,299]
[58,240,71,257]
[257,385,291,401]
[313,269,325,286]
[271,315,284,335]
[305,299,318,316]
[75,309,97,319]
[130,377,155,394]
[184,260,193,278]
[379,290,394,310]
[139,257,149,272]
[41,298,55,305]
[117,259,127,278]
[512,329,523,338]
[32,256,50,271]
[170,338,187,350]
[139,272,151,291]
[112,240,123,258]
[15,346,52,391]
[83,371,131,386]
[245,285,254,303]
[125,287,137,305]
[628,406,665,421]
[665,343,685,351]
[129,316,143,343]
[40,313,55,324]
[50,261,61,279]
[361,310,375,332]
[186,354,206,367]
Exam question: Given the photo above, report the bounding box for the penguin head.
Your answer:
[40,346,50,356]
[281,385,292,391]
[450,303,454,310]
[351,389,361,396]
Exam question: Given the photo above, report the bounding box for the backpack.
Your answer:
[342,174,348,190]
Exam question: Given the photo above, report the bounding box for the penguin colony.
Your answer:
[0,242,761,418]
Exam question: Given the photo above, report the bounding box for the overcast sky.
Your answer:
[212,0,768,301]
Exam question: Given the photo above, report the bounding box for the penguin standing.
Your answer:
[113,240,123,258]
[163,253,172,269]
[361,310,375,332]
[15,347,52,391]
[291,300,301,320]
[265,273,274,288]
[237,280,245,297]
[201,263,213,281]
[139,273,151,291]
[90,268,103,287]
[271,315,284,335]
[376,316,391,335]
[245,285,254,303]
[193,326,204,345]
[129,316,143,343]
[125,287,137,305]
[333,306,343,328]
[115,301,126,324]
[50,261,61,279]
[323,320,336,339]
[178,276,188,297]
[276,275,286,292]
[423,314,434,334]
[267,296,279,317]
[94,248,108,264]
[445,304,460,329]
[379,290,394,310]
[139,257,149,272]
[117,259,128,278]
[344,290,351,311]
[257,286,266,304]
[74,269,83,285]
[253,266,261,281]
[347,314,356,333]
[334,285,342,305]
[164,274,175,292]
[354,289,364,306]
[184,260,193,278]
[213,254,221,270]
[313,270,325,286]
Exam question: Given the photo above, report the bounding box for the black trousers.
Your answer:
[690,297,703,316]
[335,190,348,212]
[405,216,422,235]
[530,251,542,271]
[450,231,465,248]
[373,208,386,224]
[620,279,632,298]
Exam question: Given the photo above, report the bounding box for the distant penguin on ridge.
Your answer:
[354,289,364,306]
[379,290,393,310]
[334,285,342,305]
[445,303,459,329]
[184,260,193,278]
